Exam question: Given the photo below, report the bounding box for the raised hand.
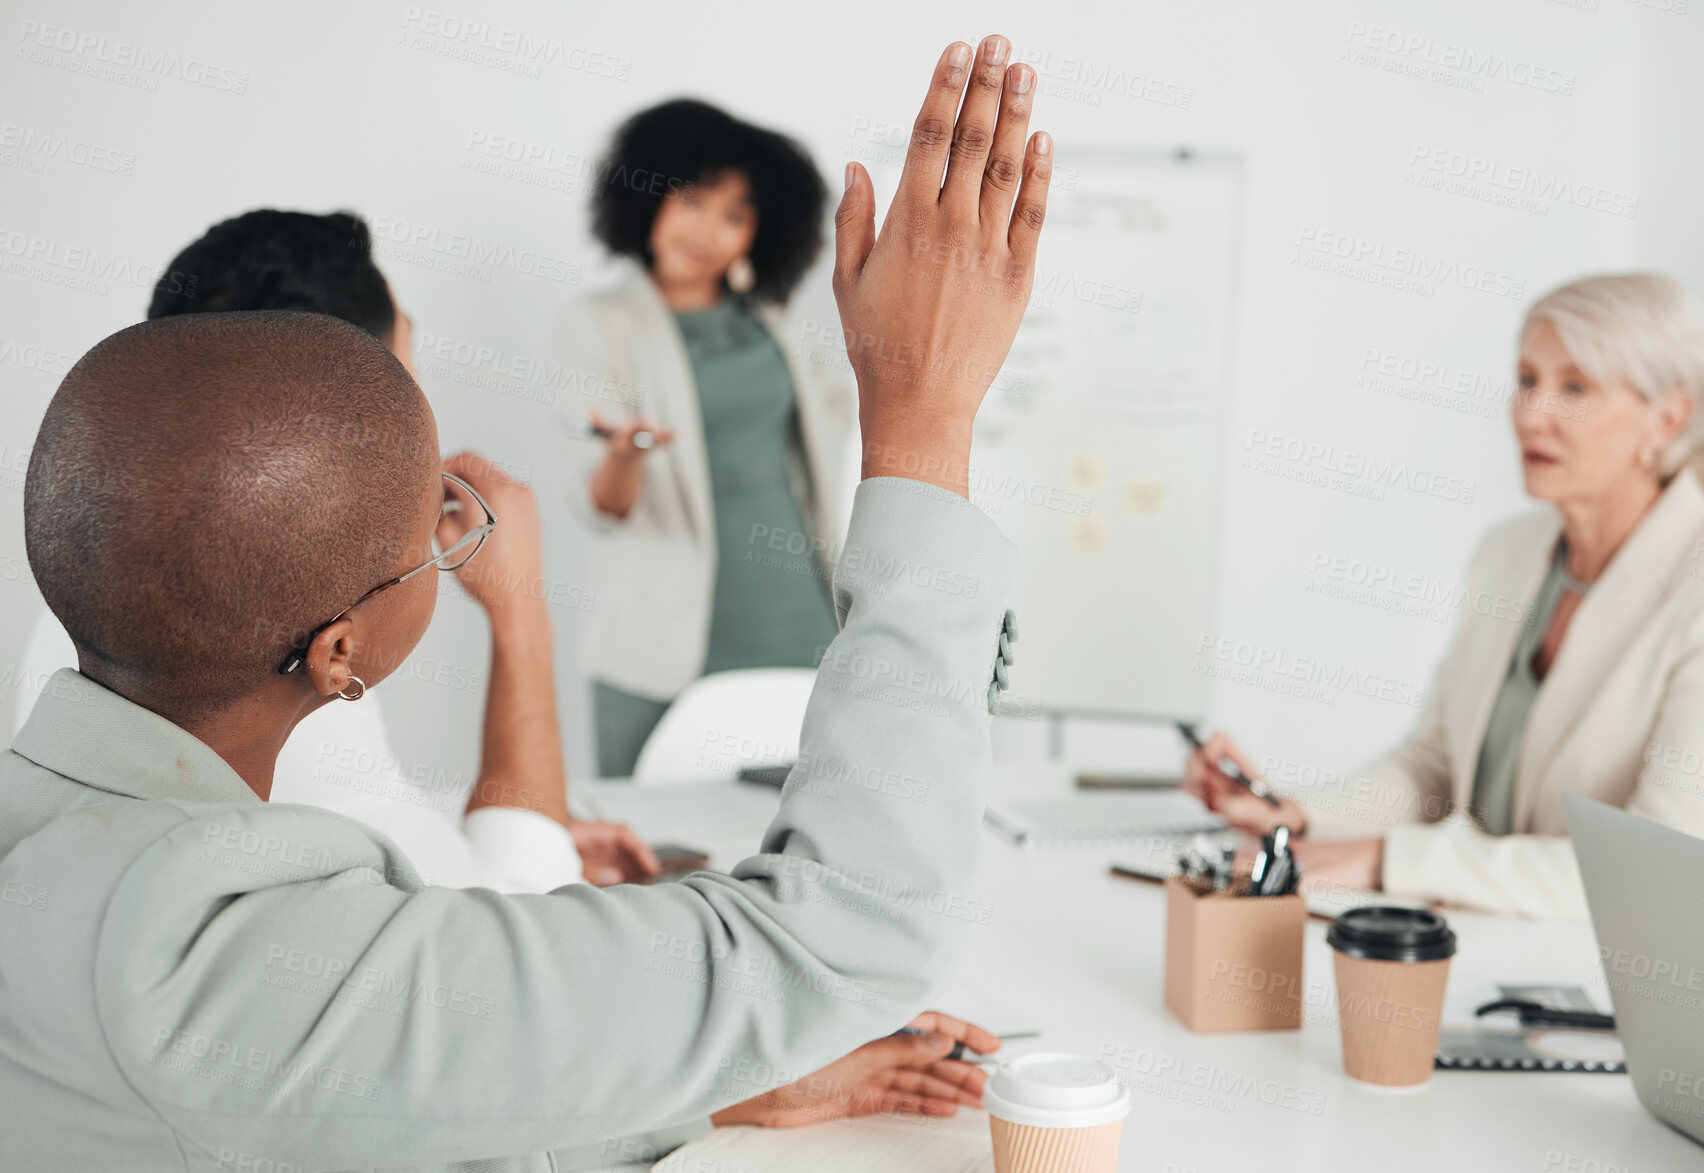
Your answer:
[833,35,1051,496]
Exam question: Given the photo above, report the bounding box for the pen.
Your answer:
[1473,1000,1616,1031]
[560,416,655,450]
[892,1027,1040,1061]
[1177,721,1281,809]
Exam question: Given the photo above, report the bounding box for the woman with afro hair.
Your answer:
[567,99,854,777]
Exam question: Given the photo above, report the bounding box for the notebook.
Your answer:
[1435,983,1625,1073]
[983,790,1225,847]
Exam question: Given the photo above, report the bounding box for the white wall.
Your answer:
[1,0,1697,789]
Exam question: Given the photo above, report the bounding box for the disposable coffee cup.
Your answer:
[981,1052,1131,1173]
[1327,906,1457,1088]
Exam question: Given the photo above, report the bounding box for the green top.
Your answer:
[1469,543,1572,835]
[674,299,836,675]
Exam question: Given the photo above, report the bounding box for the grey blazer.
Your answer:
[0,477,1019,1172]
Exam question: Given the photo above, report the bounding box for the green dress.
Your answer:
[594,299,837,777]
[1467,543,1571,835]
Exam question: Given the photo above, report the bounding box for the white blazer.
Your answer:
[561,261,855,700]
[1303,470,1704,921]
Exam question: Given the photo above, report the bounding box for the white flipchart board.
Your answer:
[972,152,1241,721]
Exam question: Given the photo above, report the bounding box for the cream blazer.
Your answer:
[559,262,855,700]
[1303,470,1704,921]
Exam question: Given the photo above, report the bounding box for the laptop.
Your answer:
[1564,795,1704,1147]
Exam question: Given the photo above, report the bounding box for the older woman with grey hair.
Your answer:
[1186,273,1704,921]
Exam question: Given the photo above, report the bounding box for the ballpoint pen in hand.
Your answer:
[1177,721,1282,809]
[559,416,655,450]
[891,1027,1040,1061]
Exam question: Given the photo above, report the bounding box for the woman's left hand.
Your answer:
[709,1011,999,1128]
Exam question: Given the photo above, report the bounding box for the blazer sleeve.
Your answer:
[1298,684,1455,842]
[1295,629,1463,843]
[275,700,584,894]
[1297,522,1524,841]
[1383,601,1704,922]
[559,294,636,535]
[88,476,1020,1170]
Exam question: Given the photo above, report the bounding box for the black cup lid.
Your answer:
[1327,906,1457,963]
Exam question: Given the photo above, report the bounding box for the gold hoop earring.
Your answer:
[338,676,367,702]
[726,256,755,294]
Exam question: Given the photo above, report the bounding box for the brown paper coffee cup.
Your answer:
[989,1116,1124,1173]
[1332,952,1451,1087]
[981,1052,1130,1173]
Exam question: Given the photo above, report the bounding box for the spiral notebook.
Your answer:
[1435,983,1626,1073]
[982,790,1225,847]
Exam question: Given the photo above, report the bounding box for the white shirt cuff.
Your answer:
[463,806,584,892]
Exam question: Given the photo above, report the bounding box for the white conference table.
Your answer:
[578,768,1702,1172]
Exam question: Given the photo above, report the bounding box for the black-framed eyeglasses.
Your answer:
[277,471,498,675]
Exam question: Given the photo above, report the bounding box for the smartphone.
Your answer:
[636,844,711,885]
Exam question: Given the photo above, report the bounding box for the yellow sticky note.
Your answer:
[1066,515,1109,554]
[1065,452,1106,492]
[1123,477,1167,515]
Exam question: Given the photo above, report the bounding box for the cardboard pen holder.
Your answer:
[1163,875,1306,1032]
